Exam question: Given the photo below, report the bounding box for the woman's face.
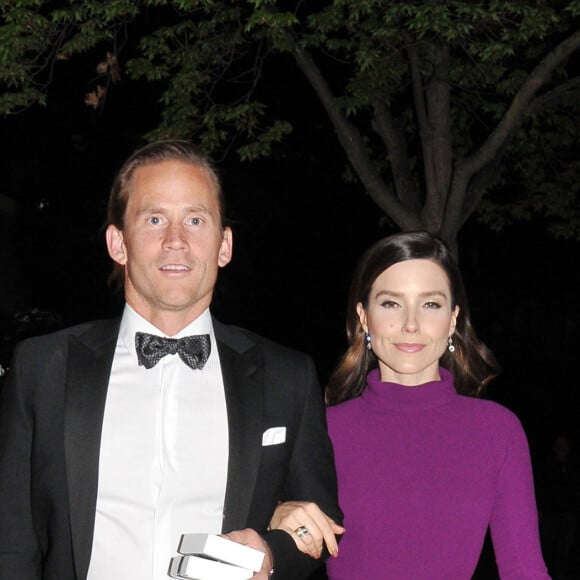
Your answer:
[358,259,459,386]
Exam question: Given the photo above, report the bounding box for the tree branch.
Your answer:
[444,27,580,239]
[460,146,508,228]
[371,101,421,213]
[294,47,420,230]
[425,44,452,208]
[528,74,580,115]
[405,35,438,204]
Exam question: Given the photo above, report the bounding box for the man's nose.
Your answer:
[163,223,187,249]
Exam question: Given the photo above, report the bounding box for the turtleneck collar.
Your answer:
[362,367,457,412]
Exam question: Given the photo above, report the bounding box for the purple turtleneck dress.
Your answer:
[325,368,549,579]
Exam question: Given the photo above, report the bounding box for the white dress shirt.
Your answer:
[87,305,229,579]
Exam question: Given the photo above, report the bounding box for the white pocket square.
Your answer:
[262,426,286,446]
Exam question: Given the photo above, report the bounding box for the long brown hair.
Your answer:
[325,232,499,405]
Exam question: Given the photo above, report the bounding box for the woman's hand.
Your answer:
[269,501,345,559]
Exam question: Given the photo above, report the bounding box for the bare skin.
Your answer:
[223,529,274,578]
[270,261,459,559]
[107,160,280,569]
[269,502,344,559]
[106,159,232,336]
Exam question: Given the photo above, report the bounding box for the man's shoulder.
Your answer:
[16,317,120,352]
[213,319,310,362]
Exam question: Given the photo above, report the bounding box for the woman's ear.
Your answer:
[449,305,460,335]
[356,302,368,334]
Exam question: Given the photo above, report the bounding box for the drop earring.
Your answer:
[447,336,455,353]
[365,333,372,351]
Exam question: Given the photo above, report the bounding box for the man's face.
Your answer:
[106,160,232,328]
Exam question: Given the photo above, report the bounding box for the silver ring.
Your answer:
[295,525,309,539]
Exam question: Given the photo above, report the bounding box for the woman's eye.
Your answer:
[380,300,399,308]
[424,301,441,309]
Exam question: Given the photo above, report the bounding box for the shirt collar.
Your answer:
[119,304,214,361]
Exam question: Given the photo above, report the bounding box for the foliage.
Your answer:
[1,0,580,248]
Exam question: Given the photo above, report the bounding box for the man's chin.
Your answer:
[155,292,211,314]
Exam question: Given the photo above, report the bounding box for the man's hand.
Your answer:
[268,501,345,560]
[223,528,273,579]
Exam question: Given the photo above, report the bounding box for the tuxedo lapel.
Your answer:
[63,318,264,569]
[63,319,119,580]
[215,321,264,533]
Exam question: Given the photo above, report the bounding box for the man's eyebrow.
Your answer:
[138,205,163,214]
[185,205,211,213]
[138,204,211,214]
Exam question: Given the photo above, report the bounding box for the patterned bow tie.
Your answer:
[135,332,211,370]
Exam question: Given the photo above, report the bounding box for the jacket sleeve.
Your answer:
[0,343,42,579]
[489,416,550,579]
[263,354,343,580]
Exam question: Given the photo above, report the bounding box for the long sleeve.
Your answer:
[216,322,342,580]
[0,320,108,580]
[489,417,550,579]
[0,342,42,579]
[264,355,343,580]
[326,369,548,579]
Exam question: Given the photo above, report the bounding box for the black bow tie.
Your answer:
[135,332,211,370]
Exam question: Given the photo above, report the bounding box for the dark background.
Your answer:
[1,68,578,448]
[1,50,579,579]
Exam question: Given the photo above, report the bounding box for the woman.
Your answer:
[270,232,548,579]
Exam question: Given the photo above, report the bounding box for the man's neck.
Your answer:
[126,302,209,337]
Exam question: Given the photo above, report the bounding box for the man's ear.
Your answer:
[218,227,233,268]
[106,225,127,266]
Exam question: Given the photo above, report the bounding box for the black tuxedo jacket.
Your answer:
[0,317,341,580]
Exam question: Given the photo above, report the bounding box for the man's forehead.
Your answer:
[132,201,213,214]
[130,158,212,180]
[126,161,219,197]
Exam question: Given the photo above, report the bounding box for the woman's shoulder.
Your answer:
[326,396,366,431]
[456,395,525,435]
[327,395,362,415]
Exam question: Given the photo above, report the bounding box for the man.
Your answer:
[0,140,342,579]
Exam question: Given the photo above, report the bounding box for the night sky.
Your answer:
[1,51,579,468]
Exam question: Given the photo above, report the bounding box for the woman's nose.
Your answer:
[401,311,419,333]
